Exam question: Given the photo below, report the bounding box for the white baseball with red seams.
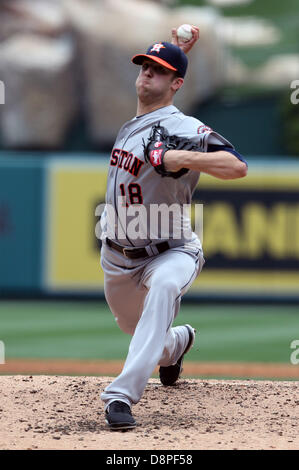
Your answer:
[177,24,193,42]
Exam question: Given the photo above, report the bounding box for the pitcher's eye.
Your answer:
[153,65,169,75]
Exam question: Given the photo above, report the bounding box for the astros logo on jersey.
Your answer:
[197,124,212,134]
[150,43,166,53]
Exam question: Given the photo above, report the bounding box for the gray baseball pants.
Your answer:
[100,238,204,408]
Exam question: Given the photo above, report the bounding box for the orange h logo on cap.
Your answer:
[150,43,166,53]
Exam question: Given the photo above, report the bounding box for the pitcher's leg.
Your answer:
[101,250,199,406]
[158,325,193,366]
[101,243,147,335]
[143,249,201,368]
[104,270,146,335]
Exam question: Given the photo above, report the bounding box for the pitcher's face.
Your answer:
[136,60,180,103]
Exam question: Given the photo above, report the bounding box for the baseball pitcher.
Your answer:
[99,27,248,430]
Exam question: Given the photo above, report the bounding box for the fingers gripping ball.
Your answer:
[177,24,193,42]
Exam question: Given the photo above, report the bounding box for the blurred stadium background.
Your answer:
[0,0,298,380]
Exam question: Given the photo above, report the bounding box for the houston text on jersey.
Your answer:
[110,148,144,177]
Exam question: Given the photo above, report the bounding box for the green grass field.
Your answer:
[0,301,298,364]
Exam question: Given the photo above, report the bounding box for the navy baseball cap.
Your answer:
[132,41,188,78]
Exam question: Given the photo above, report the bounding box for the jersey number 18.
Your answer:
[119,183,143,206]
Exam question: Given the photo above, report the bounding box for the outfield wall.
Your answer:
[0,153,299,300]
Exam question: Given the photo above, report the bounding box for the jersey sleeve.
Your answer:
[172,116,235,152]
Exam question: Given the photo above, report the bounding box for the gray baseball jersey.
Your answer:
[100,104,233,248]
[100,104,234,409]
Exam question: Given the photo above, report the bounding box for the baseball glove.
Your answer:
[143,123,202,179]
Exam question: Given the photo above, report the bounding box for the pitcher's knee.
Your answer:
[151,276,180,296]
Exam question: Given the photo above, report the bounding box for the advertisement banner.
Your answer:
[0,156,44,291]
[45,159,107,291]
[44,159,299,297]
[190,164,299,296]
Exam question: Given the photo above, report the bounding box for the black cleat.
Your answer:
[159,324,196,386]
[105,400,136,430]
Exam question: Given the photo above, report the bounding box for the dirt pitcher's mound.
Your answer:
[0,376,298,450]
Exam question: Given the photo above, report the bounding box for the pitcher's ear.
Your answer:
[172,76,184,92]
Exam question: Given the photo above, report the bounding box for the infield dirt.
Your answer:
[0,375,298,450]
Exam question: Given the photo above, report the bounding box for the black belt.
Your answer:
[106,238,170,259]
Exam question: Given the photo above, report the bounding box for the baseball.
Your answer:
[177,24,193,42]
